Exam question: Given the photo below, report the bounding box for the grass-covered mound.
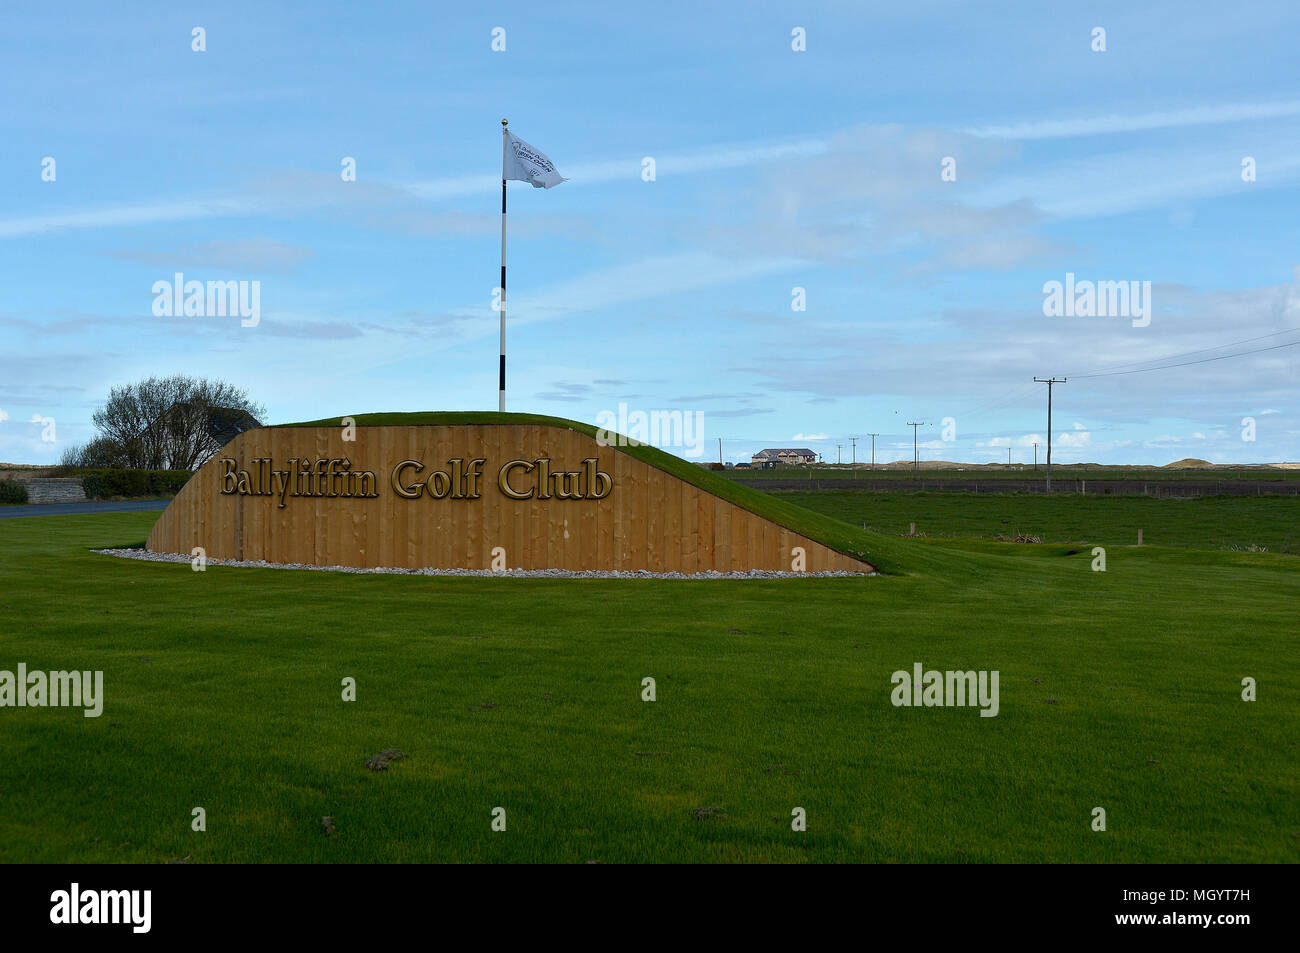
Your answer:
[278,411,909,573]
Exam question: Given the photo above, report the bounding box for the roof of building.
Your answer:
[204,406,262,446]
[753,448,818,458]
[151,402,261,447]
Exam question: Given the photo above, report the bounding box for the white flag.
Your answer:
[504,131,567,189]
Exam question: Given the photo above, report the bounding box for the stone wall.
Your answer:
[16,478,87,504]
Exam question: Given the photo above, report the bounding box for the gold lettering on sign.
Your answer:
[221,456,380,507]
[220,456,612,504]
[534,458,553,500]
[495,457,613,500]
[584,457,613,499]
[274,468,291,506]
[427,469,452,499]
[466,458,485,498]
[392,460,424,499]
[552,469,581,500]
[499,459,535,499]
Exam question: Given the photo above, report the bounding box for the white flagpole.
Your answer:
[499,118,508,412]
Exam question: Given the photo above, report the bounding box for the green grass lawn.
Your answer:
[780,490,1300,555]
[1,509,1296,863]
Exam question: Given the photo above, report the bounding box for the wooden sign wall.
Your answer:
[146,424,874,574]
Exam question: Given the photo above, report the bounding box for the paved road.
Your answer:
[0,499,170,519]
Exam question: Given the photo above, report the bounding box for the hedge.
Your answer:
[0,479,29,504]
[78,469,192,500]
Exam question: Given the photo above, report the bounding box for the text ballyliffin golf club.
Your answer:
[218,456,615,507]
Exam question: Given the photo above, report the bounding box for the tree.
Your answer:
[90,376,266,470]
[60,436,131,469]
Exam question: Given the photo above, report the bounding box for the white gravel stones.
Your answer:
[93,548,874,579]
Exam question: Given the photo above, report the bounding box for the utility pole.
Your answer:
[718,437,723,466]
[1007,447,1012,466]
[907,422,923,473]
[868,433,879,471]
[1033,442,1038,469]
[1033,378,1066,492]
[850,437,857,466]
[837,444,842,465]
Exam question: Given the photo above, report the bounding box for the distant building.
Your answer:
[751,448,817,468]
[147,402,262,470]
[199,405,262,450]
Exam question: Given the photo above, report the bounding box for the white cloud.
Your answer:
[509,252,801,329]
[106,238,316,274]
[792,432,828,441]
[0,196,260,240]
[0,136,830,241]
[363,250,804,371]
[964,100,1300,140]
[970,133,1300,219]
[9,100,1300,246]
[412,138,830,200]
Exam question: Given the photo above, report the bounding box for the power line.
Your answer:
[1066,325,1300,378]
[1070,339,1300,379]
[944,381,1041,420]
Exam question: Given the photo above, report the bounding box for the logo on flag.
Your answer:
[505,132,567,189]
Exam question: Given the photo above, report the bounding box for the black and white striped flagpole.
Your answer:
[499,118,508,412]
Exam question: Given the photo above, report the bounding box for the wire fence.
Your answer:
[729,478,1300,497]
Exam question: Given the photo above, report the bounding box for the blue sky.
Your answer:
[3,0,1298,465]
